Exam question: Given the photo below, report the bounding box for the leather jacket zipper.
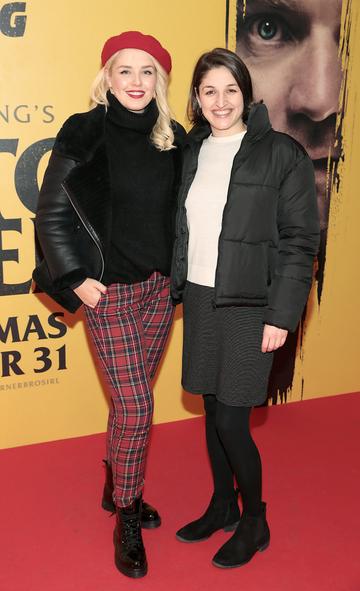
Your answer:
[61,181,105,281]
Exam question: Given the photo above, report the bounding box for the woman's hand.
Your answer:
[261,324,288,353]
[73,278,107,308]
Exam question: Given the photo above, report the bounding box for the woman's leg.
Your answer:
[141,280,175,381]
[212,400,269,568]
[85,300,154,578]
[85,302,154,507]
[133,278,174,527]
[215,402,262,516]
[91,278,174,518]
[175,394,240,543]
[203,394,236,500]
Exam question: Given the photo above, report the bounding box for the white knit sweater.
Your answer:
[186,130,246,287]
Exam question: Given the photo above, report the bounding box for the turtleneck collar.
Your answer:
[106,90,158,134]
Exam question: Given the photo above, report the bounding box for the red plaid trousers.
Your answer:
[84,272,174,507]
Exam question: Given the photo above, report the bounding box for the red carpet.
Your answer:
[0,392,359,591]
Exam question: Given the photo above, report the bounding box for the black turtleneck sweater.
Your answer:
[102,91,175,285]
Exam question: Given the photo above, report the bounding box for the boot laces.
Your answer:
[123,517,142,549]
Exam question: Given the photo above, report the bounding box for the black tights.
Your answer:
[203,394,262,516]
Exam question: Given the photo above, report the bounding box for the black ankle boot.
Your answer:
[101,460,161,528]
[114,497,148,578]
[176,492,240,543]
[212,501,270,568]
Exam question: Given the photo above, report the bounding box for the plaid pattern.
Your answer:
[84,272,174,507]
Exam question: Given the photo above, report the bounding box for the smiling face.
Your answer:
[236,0,343,230]
[105,48,157,112]
[197,66,246,137]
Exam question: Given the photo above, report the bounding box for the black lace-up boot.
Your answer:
[114,497,148,578]
[102,460,161,528]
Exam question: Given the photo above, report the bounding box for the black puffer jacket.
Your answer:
[33,104,185,313]
[171,103,320,332]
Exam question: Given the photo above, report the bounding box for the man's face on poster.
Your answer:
[236,0,342,231]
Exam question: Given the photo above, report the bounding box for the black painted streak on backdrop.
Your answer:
[317,0,352,303]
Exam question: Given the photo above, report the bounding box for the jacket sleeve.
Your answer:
[34,151,88,290]
[263,154,320,332]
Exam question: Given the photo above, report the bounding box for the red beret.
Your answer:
[101,31,172,74]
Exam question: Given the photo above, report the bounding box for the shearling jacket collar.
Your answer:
[54,103,186,163]
[54,105,106,162]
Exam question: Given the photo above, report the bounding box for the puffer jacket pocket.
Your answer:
[216,239,269,301]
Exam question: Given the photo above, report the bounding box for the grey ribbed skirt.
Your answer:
[182,281,274,407]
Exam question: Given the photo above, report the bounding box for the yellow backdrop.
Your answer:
[0,0,359,449]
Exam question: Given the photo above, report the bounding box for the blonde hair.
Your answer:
[90,51,175,151]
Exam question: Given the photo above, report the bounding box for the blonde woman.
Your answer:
[33,31,185,579]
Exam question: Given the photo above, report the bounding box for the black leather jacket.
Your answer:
[33,105,185,312]
[171,103,320,332]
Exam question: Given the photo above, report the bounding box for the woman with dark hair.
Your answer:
[171,48,319,568]
[33,31,185,579]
